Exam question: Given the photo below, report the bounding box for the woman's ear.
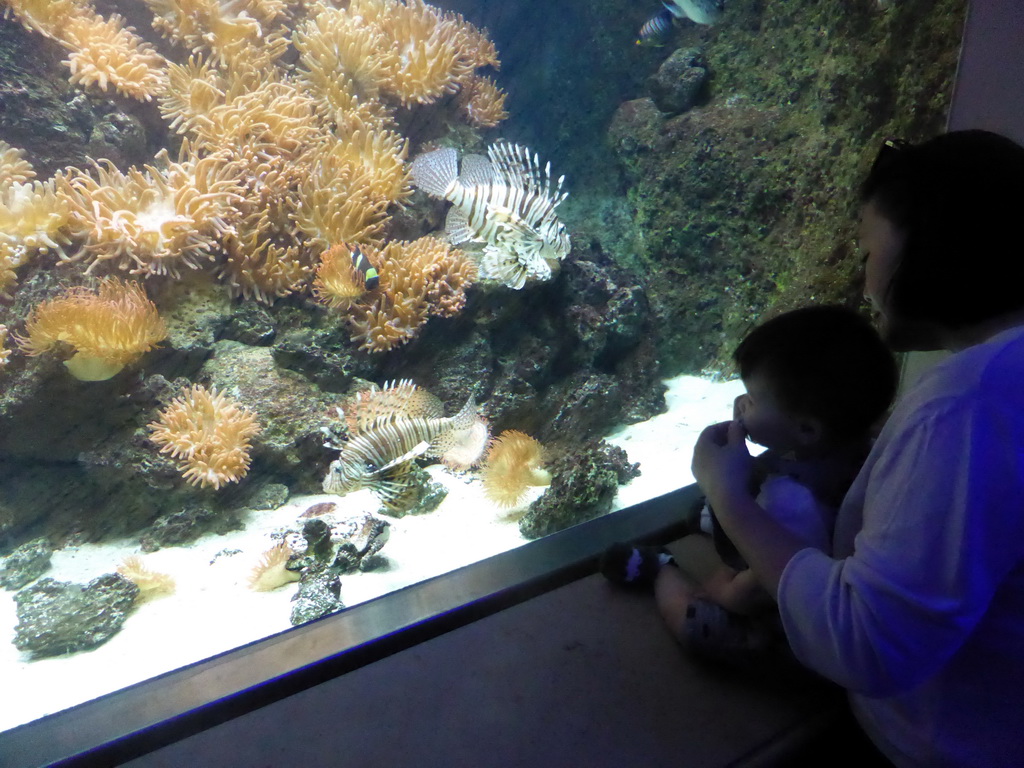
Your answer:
[796,416,825,447]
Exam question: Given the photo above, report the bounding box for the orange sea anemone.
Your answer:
[248,541,301,591]
[313,243,372,310]
[0,140,35,187]
[0,325,10,368]
[456,74,508,128]
[61,12,167,101]
[117,555,176,600]
[16,278,167,381]
[480,430,552,509]
[57,145,243,278]
[0,178,73,296]
[148,384,261,490]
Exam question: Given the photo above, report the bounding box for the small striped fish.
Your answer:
[410,142,570,290]
[323,391,477,509]
[637,8,674,46]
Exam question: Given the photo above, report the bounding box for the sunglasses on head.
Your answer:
[870,137,910,175]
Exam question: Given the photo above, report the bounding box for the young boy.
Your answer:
[601,305,898,668]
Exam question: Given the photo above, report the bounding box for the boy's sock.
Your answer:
[599,543,677,590]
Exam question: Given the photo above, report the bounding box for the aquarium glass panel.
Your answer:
[0,0,966,735]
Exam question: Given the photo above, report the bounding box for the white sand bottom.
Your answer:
[0,373,744,733]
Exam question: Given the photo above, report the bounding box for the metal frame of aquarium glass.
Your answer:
[0,483,704,768]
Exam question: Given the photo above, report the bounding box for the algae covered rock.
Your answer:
[13,574,139,658]
[519,441,641,539]
[647,47,708,115]
[0,537,53,590]
[290,566,345,627]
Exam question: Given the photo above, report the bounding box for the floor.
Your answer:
[122,555,845,768]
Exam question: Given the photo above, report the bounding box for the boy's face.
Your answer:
[733,372,819,453]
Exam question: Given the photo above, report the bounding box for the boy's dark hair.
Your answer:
[859,129,1024,329]
[734,305,898,443]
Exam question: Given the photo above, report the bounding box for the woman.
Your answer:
[692,130,1024,768]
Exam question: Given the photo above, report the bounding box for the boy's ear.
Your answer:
[796,416,825,447]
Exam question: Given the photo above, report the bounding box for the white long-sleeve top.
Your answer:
[778,323,1024,768]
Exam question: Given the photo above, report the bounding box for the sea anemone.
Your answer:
[117,555,176,600]
[57,145,243,277]
[456,74,508,128]
[161,60,320,160]
[364,0,477,106]
[0,325,10,368]
[1,0,81,38]
[145,0,290,67]
[313,243,372,309]
[248,541,301,591]
[0,178,73,296]
[148,384,261,490]
[16,278,167,381]
[213,139,317,304]
[0,140,35,187]
[480,430,551,509]
[61,12,167,101]
[344,237,476,353]
[293,3,393,130]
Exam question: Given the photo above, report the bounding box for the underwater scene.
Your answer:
[0,0,964,732]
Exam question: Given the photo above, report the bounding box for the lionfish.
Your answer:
[322,381,480,509]
[409,142,571,290]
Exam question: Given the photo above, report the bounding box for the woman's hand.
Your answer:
[691,419,755,505]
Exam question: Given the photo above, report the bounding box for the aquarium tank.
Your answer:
[0,0,965,736]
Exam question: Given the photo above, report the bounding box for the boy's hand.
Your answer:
[691,420,755,505]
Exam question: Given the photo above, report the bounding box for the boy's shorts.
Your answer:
[681,598,798,676]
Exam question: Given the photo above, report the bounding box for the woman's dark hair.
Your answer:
[734,305,898,443]
[859,129,1024,329]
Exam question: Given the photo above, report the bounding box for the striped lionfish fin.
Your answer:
[459,153,495,186]
[376,440,432,474]
[489,142,566,206]
[345,380,444,434]
[369,466,421,510]
[410,147,460,199]
[423,396,478,457]
[445,207,475,245]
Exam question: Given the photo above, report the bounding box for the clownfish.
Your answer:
[349,244,379,291]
